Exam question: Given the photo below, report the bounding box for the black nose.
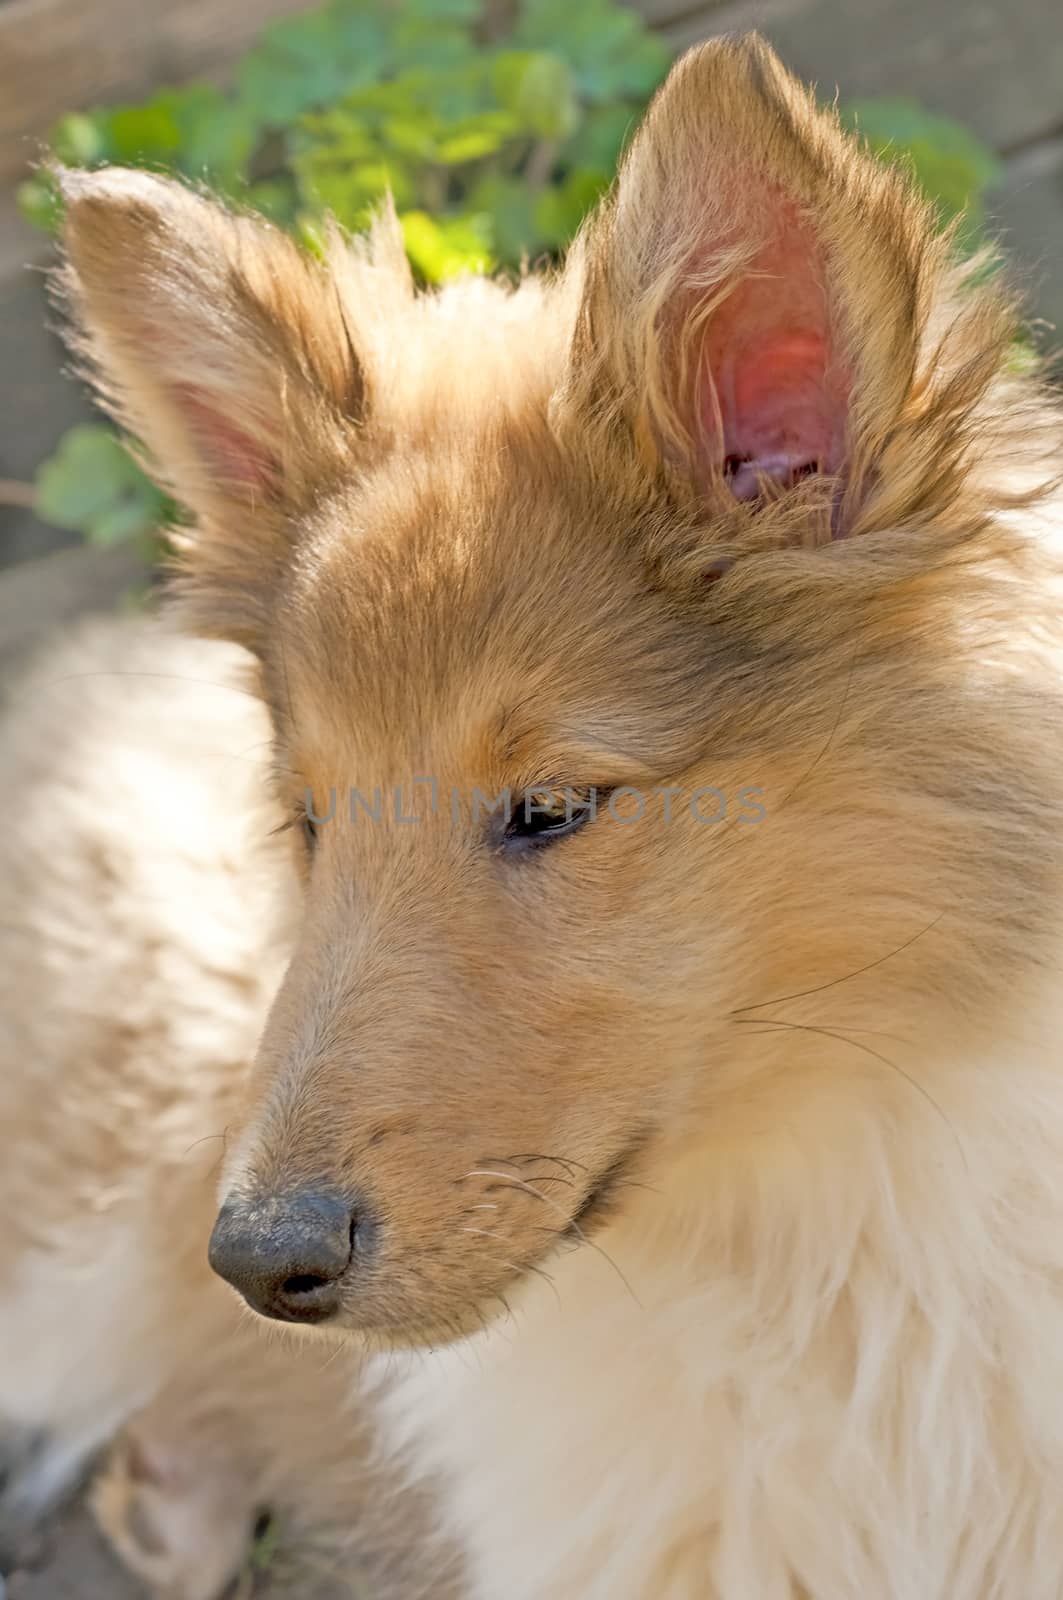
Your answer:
[208,1190,355,1324]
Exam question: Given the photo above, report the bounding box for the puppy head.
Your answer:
[59,35,1063,1344]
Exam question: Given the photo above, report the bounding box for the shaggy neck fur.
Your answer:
[381,961,1063,1599]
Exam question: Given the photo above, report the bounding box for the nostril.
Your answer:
[281,1273,334,1297]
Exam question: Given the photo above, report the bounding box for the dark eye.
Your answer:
[502,791,594,853]
[301,812,319,852]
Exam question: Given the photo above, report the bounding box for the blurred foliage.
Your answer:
[844,98,1001,247]
[33,425,175,550]
[19,1,1001,553]
[21,0,668,274]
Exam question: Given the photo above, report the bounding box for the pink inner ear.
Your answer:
[695,207,849,502]
[175,384,279,496]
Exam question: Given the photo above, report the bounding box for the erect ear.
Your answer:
[568,34,1011,538]
[57,168,387,640]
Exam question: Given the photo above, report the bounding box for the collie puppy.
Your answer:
[4,32,1063,1600]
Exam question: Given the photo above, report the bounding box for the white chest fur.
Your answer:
[381,1073,1063,1600]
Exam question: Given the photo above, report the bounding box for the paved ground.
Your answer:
[3,1505,148,1600]
[2,1500,364,1599]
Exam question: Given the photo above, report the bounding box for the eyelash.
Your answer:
[499,788,604,853]
[271,805,318,851]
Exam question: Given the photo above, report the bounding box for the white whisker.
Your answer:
[462,1169,642,1307]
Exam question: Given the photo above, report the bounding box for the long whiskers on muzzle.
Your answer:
[460,1226,564,1311]
[458,1167,643,1308]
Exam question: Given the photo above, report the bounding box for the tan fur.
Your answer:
[5,33,1063,1599]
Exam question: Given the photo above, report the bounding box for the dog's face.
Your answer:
[60,37,1061,1344]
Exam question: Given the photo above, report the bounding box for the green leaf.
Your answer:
[400,0,481,18]
[391,16,475,69]
[533,166,607,247]
[34,426,172,546]
[244,174,300,224]
[51,110,109,166]
[295,211,331,257]
[293,141,415,226]
[433,111,521,163]
[514,0,669,101]
[167,85,258,186]
[17,174,64,233]
[467,172,538,260]
[237,5,391,123]
[845,99,1000,233]
[104,103,184,164]
[400,209,494,281]
[562,101,635,174]
[492,51,581,140]
[88,497,161,547]
[1007,336,1041,376]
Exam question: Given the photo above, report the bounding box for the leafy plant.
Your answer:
[16,4,1001,556]
[21,0,667,269]
[32,425,175,551]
